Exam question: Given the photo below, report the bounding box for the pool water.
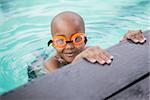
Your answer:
[0,0,149,94]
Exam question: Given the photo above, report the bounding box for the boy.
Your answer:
[44,11,146,72]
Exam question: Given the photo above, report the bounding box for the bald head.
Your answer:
[51,11,85,36]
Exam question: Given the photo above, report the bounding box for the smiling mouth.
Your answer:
[64,52,76,57]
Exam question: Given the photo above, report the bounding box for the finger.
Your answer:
[134,33,143,43]
[126,30,140,40]
[128,35,139,43]
[95,55,105,64]
[98,52,111,64]
[88,51,104,64]
[95,51,110,64]
[126,33,134,40]
[138,34,146,43]
[96,48,112,64]
[139,35,145,43]
[85,57,96,63]
[102,50,113,60]
[89,47,106,64]
[82,53,96,63]
[132,38,139,43]
[82,49,99,63]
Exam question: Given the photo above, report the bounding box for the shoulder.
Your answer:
[44,56,58,72]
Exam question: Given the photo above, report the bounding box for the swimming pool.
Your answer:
[0,0,149,94]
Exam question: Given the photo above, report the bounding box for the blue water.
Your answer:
[0,0,149,94]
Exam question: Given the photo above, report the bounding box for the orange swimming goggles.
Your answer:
[48,33,87,48]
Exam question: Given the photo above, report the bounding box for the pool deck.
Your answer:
[1,30,150,100]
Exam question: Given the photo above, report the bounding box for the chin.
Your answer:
[64,56,75,63]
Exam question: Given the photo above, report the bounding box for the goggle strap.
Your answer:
[84,37,87,44]
[48,40,53,46]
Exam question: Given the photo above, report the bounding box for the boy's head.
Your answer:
[49,11,87,63]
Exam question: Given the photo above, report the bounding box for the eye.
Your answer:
[74,36,82,43]
[55,38,65,45]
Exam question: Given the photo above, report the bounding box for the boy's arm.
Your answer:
[44,57,58,72]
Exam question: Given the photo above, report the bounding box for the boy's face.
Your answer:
[52,20,85,63]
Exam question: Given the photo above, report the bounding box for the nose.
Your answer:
[65,43,74,49]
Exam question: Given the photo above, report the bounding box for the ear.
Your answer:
[84,37,87,44]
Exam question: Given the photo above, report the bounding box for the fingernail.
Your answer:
[140,38,146,43]
[140,39,145,43]
[101,60,105,64]
[110,56,114,59]
[90,59,96,63]
[107,60,111,64]
[135,40,139,42]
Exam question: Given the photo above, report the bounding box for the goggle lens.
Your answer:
[55,38,65,45]
[72,34,84,45]
[53,36,66,48]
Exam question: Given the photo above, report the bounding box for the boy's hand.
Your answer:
[72,46,113,64]
[120,30,146,43]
